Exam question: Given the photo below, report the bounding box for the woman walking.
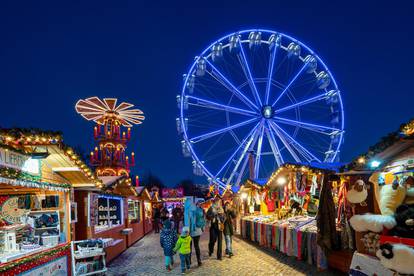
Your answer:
[223,201,236,257]
[185,199,205,266]
[206,197,225,260]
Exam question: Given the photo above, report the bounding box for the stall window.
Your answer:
[127,199,141,223]
[144,201,152,220]
[95,196,123,233]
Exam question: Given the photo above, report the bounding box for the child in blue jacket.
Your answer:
[160,219,177,271]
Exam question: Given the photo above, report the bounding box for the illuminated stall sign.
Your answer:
[161,187,184,198]
[0,148,40,176]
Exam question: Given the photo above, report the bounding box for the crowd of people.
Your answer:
[154,197,236,274]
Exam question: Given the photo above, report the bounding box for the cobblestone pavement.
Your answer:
[107,232,344,276]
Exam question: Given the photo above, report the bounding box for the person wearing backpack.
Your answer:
[184,198,205,267]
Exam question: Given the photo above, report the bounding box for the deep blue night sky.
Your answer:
[0,1,412,186]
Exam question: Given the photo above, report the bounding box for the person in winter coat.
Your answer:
[160,220,178,271]
[153,206,161,233]
[206,197,225,260]
[160,206,169,223]
[184,198,206,266]
[172,205,183,233]
[173,226,192,274]
[223,201,236,257]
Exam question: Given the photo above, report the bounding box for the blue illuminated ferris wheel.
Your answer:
[177,29,344,190]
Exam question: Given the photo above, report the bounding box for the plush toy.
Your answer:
[389,204,414,238]
[403,176,414,205]
[350,214,396,232]
[350,179,409,233]
[376,243,414,274]
[346,179,368,205]
[379,179,407,216]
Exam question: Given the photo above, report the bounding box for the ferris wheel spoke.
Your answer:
[186,95,258,117]
[226,121,263,185]
[265,45,278,105]
[268,121,301,162]
[235,151,250,186]
[271,121,321,162]
[190,117,258,143]
[237,40,263,106]
[271,63,307,107]
[254,124,265,179]
[214,121,261,178]
[204,59,258,111]
[275,91,335,114]
[264,121,284,166]
[273,117,343,136]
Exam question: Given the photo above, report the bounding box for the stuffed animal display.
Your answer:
[376,243,414,274]
[379,181,406,216]
[350,177,414,233]
[389,204,414,238]
[346,179,368,205]
[350,214,396,232]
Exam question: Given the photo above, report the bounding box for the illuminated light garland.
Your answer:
[0,129,102,188]
[401,119,414,136]
[265,163,333,187]
[0,243,70,274]
[345,118,414,171]
[0,167,70,191]
[0,176,70,192]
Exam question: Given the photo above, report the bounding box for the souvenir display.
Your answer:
[127,199,141,223]
[346,119,414,274]
[95,196,123,232]
[237,163,350,271]
[71,239,107,276]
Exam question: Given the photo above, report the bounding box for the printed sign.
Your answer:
[21,255,67,276]
[0,148,40,175]
[161,187,184,198]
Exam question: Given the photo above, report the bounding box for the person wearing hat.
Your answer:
[160,219,178,271]
[174,226,192,274]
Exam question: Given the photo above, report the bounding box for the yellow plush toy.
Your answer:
[379,182,406,216]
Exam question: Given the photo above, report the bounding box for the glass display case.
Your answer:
[95,195,123,233]
[127,199,141,223]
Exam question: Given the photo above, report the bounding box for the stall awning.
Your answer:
[44,145,96,187]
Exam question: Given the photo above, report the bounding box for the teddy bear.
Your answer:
[389,204,414,238]
[376,243,414,274]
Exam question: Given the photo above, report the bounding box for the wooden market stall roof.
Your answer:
[265,162,342,188]
[135,186,152,200]
[0,128,102,189]
[342,118,414,172]
[151,191,160,202]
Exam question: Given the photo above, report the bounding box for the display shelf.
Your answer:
[78,268,107,276]
[73,251,105,260]
[28,209,60,213]
[33,226,59,230]
[71,240,107,276]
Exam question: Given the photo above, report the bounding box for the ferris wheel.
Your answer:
[177,29,344,190]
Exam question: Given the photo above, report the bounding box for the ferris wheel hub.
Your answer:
[262,105,274,119]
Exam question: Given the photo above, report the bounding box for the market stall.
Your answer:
[238,164,343,271]
[74,175,130,263]
[0,129,101,275]
[345,119,414,275]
